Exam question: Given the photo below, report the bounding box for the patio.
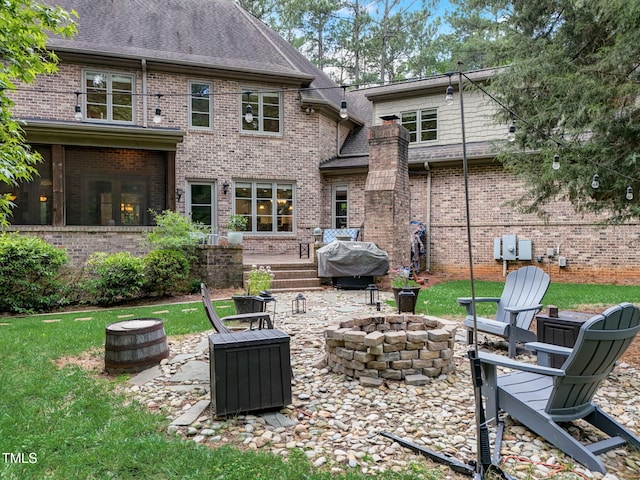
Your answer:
[125,288,640,479]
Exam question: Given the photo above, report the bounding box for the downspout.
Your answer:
[424,162,432,271]
[141,59,148,128]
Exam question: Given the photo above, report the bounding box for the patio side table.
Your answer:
[536,310,592,368]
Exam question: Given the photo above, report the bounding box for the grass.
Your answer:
[411,280,640,317]
[3,281,638,479]
[0,299,434,480]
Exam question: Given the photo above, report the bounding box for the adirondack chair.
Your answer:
[457,265,550,357]
[201,283,273,334]
[478,302,640,474]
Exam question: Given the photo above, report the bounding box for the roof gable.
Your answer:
[45,0,317,84]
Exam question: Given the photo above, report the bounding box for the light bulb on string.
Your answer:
[243,91,253,123]
[339,85,348,119]
[591,174,599,189]
[552,153,560,170]
[445,74,454,105]
[626,186,634,201]
[507,119,516,142]
[152,93,163,124]
[74,91,82,121]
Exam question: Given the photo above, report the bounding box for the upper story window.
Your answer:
[84,71,134,123]
[240,88,282,135]
[189,81,212,129]
[401,109,437,143]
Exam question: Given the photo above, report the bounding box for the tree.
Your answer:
[0,0,76,225]
[461,0,640,223]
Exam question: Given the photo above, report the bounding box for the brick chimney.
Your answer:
[365,122,411,269]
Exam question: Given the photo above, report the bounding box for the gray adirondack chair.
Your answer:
[201,283,272,334]
[458,265,550,357]
[478,302,640,474]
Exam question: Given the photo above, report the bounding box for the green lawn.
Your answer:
[2,281,638,479]
[412,280,640,318]
[0,300,433,480]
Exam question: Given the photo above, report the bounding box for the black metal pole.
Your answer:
[383,64,517,480]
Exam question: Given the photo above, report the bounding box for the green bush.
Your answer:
[84,252,144,305]
[143,249,190,296]
[146,210,210,256]
[0,233,69,313]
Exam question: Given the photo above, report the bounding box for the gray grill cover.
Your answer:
[317,241,389,277]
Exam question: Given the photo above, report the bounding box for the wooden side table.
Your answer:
[536,311,593,368]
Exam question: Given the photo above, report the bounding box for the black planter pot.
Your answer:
[391,286,421,313]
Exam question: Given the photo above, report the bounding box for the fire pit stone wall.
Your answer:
[324,314,458,386]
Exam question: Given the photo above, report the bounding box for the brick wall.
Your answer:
[9,60,351,260]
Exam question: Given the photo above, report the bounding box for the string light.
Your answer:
[243,91,253,124]
[74,91,82,121]
[339,85,348,119]
[13,76,640,201]
[445,74,454,106]
[507,118,516,142]
[152,93,163,124]
[591,174,599,189]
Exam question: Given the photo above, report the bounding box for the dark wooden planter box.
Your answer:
[232,295,266,315]
[209,329,292,416]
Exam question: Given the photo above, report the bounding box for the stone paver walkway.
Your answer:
[126,289,640,479]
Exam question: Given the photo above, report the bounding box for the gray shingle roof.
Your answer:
[45,0,349,111]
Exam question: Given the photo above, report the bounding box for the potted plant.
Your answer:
[227,214,247,245]
[390,267,421,311]
[232,264,275,314]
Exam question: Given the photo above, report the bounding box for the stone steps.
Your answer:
[243,260,322,292]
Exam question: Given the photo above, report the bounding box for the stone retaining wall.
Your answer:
[324,314,457,386]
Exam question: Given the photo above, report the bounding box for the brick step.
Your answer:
[242,269,319,282]
[270,277,322,291]
[243,262,316,272]
[243,261,321,293]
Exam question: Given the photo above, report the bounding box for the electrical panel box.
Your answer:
[502,234,517,260]
[493,238,502,260]
[518,240,532,260]
[493,235,533,261]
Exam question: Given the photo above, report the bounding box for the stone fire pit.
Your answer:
[324,314,458,386]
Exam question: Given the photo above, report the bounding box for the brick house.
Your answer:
[325,71,640,284]
[5,1,639,284]
[5,0,362,266]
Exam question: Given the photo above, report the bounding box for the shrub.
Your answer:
[146,210,210,256]
[0,233,69,313]
[84,252,144,305]
[143,249,190,296]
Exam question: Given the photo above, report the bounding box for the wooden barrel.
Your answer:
[104,319,169,374]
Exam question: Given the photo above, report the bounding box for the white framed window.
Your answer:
[234,180,294,233]
[83,70,134,123]
[332,184,348,228]
[189,81,212,129]
[240,88,282,135]
[401,109,438,143]
[186,182,216,229]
